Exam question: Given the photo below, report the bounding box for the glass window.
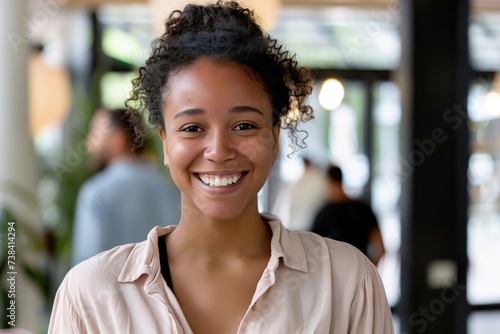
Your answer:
[98,3,155,68]
[327,80,368,197]
[276,79,369,194]
[372,81,401,307]
[274,79,401,308]
[467,78,500,305]
[100,72,135,109]
[469,13,500,71]
[467,9,500,332]
[468,311,500,334]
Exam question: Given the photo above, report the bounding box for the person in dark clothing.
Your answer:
[311,165,386,266]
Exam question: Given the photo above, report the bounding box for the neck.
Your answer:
[109,153,142,164]
[168,210,271,262]
[329,185,350,203]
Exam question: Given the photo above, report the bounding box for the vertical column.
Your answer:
[398,0,469,333]
[0,0,42,331]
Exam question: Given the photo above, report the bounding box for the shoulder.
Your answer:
[55,226,173,315]
[52,242,147,329]
[266,217,376,289]
[351,200,378,220]
[294,231,390,311]
[110,162,174,192]
[349,200,372,211]
[77,171,112,197]
[316,202,335,215]
[295,231,373,283]
[63,243,139,298]
[120,161,166,181]
[299,231,369,262]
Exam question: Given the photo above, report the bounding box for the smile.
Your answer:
[198,173,242,187]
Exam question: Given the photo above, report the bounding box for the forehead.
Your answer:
[168,59,267,97]
[163,59,272,117]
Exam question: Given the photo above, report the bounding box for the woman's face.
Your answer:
[159,58,280,221]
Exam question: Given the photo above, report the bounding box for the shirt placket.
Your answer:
[237,255,280,333]
[145,277,192,334]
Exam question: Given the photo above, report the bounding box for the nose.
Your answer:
[203,130,237,162]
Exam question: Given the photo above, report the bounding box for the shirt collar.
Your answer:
[118,225,175,283]
[118,215,308,283]
[263,213,308,273]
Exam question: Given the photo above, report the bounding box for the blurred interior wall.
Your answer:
[0,0,44,331]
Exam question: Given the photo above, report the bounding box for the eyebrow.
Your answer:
[173,108,204,120]
[231,106,264,116]
[173,106,264,119]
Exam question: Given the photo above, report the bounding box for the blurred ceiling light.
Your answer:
[484,90,500,118]
[149,0,281,35]
[485,71,500,117]
[319,78,344,110]
[468,152,495,185]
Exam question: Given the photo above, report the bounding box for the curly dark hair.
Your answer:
[125,0,314,151]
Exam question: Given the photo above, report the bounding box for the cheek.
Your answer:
[239,130,275,162]
[86,128,104,151]
[165,139,197,169]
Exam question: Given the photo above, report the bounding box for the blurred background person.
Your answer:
[272,156,328,231]
[71,107,180,265]
[311,164,385,266]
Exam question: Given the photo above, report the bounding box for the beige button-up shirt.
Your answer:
[49,215,394,333]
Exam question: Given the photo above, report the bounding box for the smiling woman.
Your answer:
[157,59,279,222]
[48,1,394,333]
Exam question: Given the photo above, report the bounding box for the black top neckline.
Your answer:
[158,236,174,293]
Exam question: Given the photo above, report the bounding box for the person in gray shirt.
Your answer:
[72,107,180,265]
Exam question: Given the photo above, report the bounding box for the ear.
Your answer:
[272,122,281,163]
[158,128,170,167]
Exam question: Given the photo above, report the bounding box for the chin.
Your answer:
[199,203,247,222]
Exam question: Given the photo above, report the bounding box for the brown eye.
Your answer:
[182,125,202,132]
[234,123,256,131]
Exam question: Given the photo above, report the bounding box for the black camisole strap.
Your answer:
[158,236,174,293]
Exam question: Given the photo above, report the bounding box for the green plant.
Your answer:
[0,205,50,329]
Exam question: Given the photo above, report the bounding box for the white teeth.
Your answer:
[199,174,242,187]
